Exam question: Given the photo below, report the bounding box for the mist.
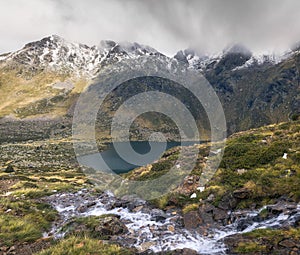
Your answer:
[1,0,300,56]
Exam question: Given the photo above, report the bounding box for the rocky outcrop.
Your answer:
[183,202,231,234]
[64,215,128,239]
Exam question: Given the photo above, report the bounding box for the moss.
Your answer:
[245,228,300,240]
[182,203,199,214]
[151,160,174,172]
[234,242,267,253]
[151,194,170,209]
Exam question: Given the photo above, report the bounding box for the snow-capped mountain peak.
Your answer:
[1,36,299,78]
[175,43,299,72]
[0,35,165,77]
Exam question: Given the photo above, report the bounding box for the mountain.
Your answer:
[0,36,168,125]
[175,44,300,133]
[0,36,299,142]
[0,35,162,77]
[174,44,296,72]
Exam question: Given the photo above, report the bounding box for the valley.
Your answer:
[0,36,299,255]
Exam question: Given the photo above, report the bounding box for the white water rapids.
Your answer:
[44,190,300,254]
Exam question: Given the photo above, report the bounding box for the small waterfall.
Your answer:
[43,190,300,254]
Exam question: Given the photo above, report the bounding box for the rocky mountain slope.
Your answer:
[0,36,299,142]
[0,35,161,77]
[175,44,300,133]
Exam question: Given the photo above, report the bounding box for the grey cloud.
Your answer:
[0,0,300,56]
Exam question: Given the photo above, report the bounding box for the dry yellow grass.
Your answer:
[0,66,90,118]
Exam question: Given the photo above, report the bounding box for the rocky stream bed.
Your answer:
[41,189,300,255]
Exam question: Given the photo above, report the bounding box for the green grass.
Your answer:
[245,228,300,239]
[0,66,89,118]
[0,215,44,246]
[35,236,134,255]
[233,228,300,254]
[234,242,267,253]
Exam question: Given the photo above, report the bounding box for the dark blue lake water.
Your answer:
[79,141,199,174]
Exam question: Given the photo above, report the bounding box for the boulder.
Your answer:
[217,193,237,210]
[267,201,297,216]
[213,208,229,222]
[183,211,202,230]
[4,165,15,173]
[150,209,168,222]
[113,195,146,211]
[64,215,128,239]
[94,216,127,236]
[233,188,251,199]
[279,239,297,248]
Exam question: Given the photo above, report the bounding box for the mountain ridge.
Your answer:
[0,35,165,78]
[2,35,299,77]
[0,35,299,141]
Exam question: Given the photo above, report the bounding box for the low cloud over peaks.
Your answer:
[1,0,300,56]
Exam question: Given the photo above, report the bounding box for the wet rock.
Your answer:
[292,213,300,227]
[163,248,198,255]
[150,209,168,222]
[140,248,198,255]
[132,205,144,212]
[202,203,230,224]
[213,208,229,222]
[113,195,146,211]
[76,201,97,213]
[94,216,128,236]
[139,242,155,252]
[64,215,128,239]
[267,201,297,216]
[236,218,254,231]
[206,193,215,203]
[183,211,202,230]
[198,203,215,226]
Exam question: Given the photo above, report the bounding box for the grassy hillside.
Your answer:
[125,120,300,210]
[0,66,89,118]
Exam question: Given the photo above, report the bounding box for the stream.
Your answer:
[43,189,300,254]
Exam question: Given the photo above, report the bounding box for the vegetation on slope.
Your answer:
[126,120,300,210]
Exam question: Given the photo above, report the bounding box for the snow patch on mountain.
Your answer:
[1,36,299,77]
[232,50,296,71]
[0,35,164,78]
[175,44,299,72]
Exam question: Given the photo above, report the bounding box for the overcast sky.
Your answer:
[1,0,300,56]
